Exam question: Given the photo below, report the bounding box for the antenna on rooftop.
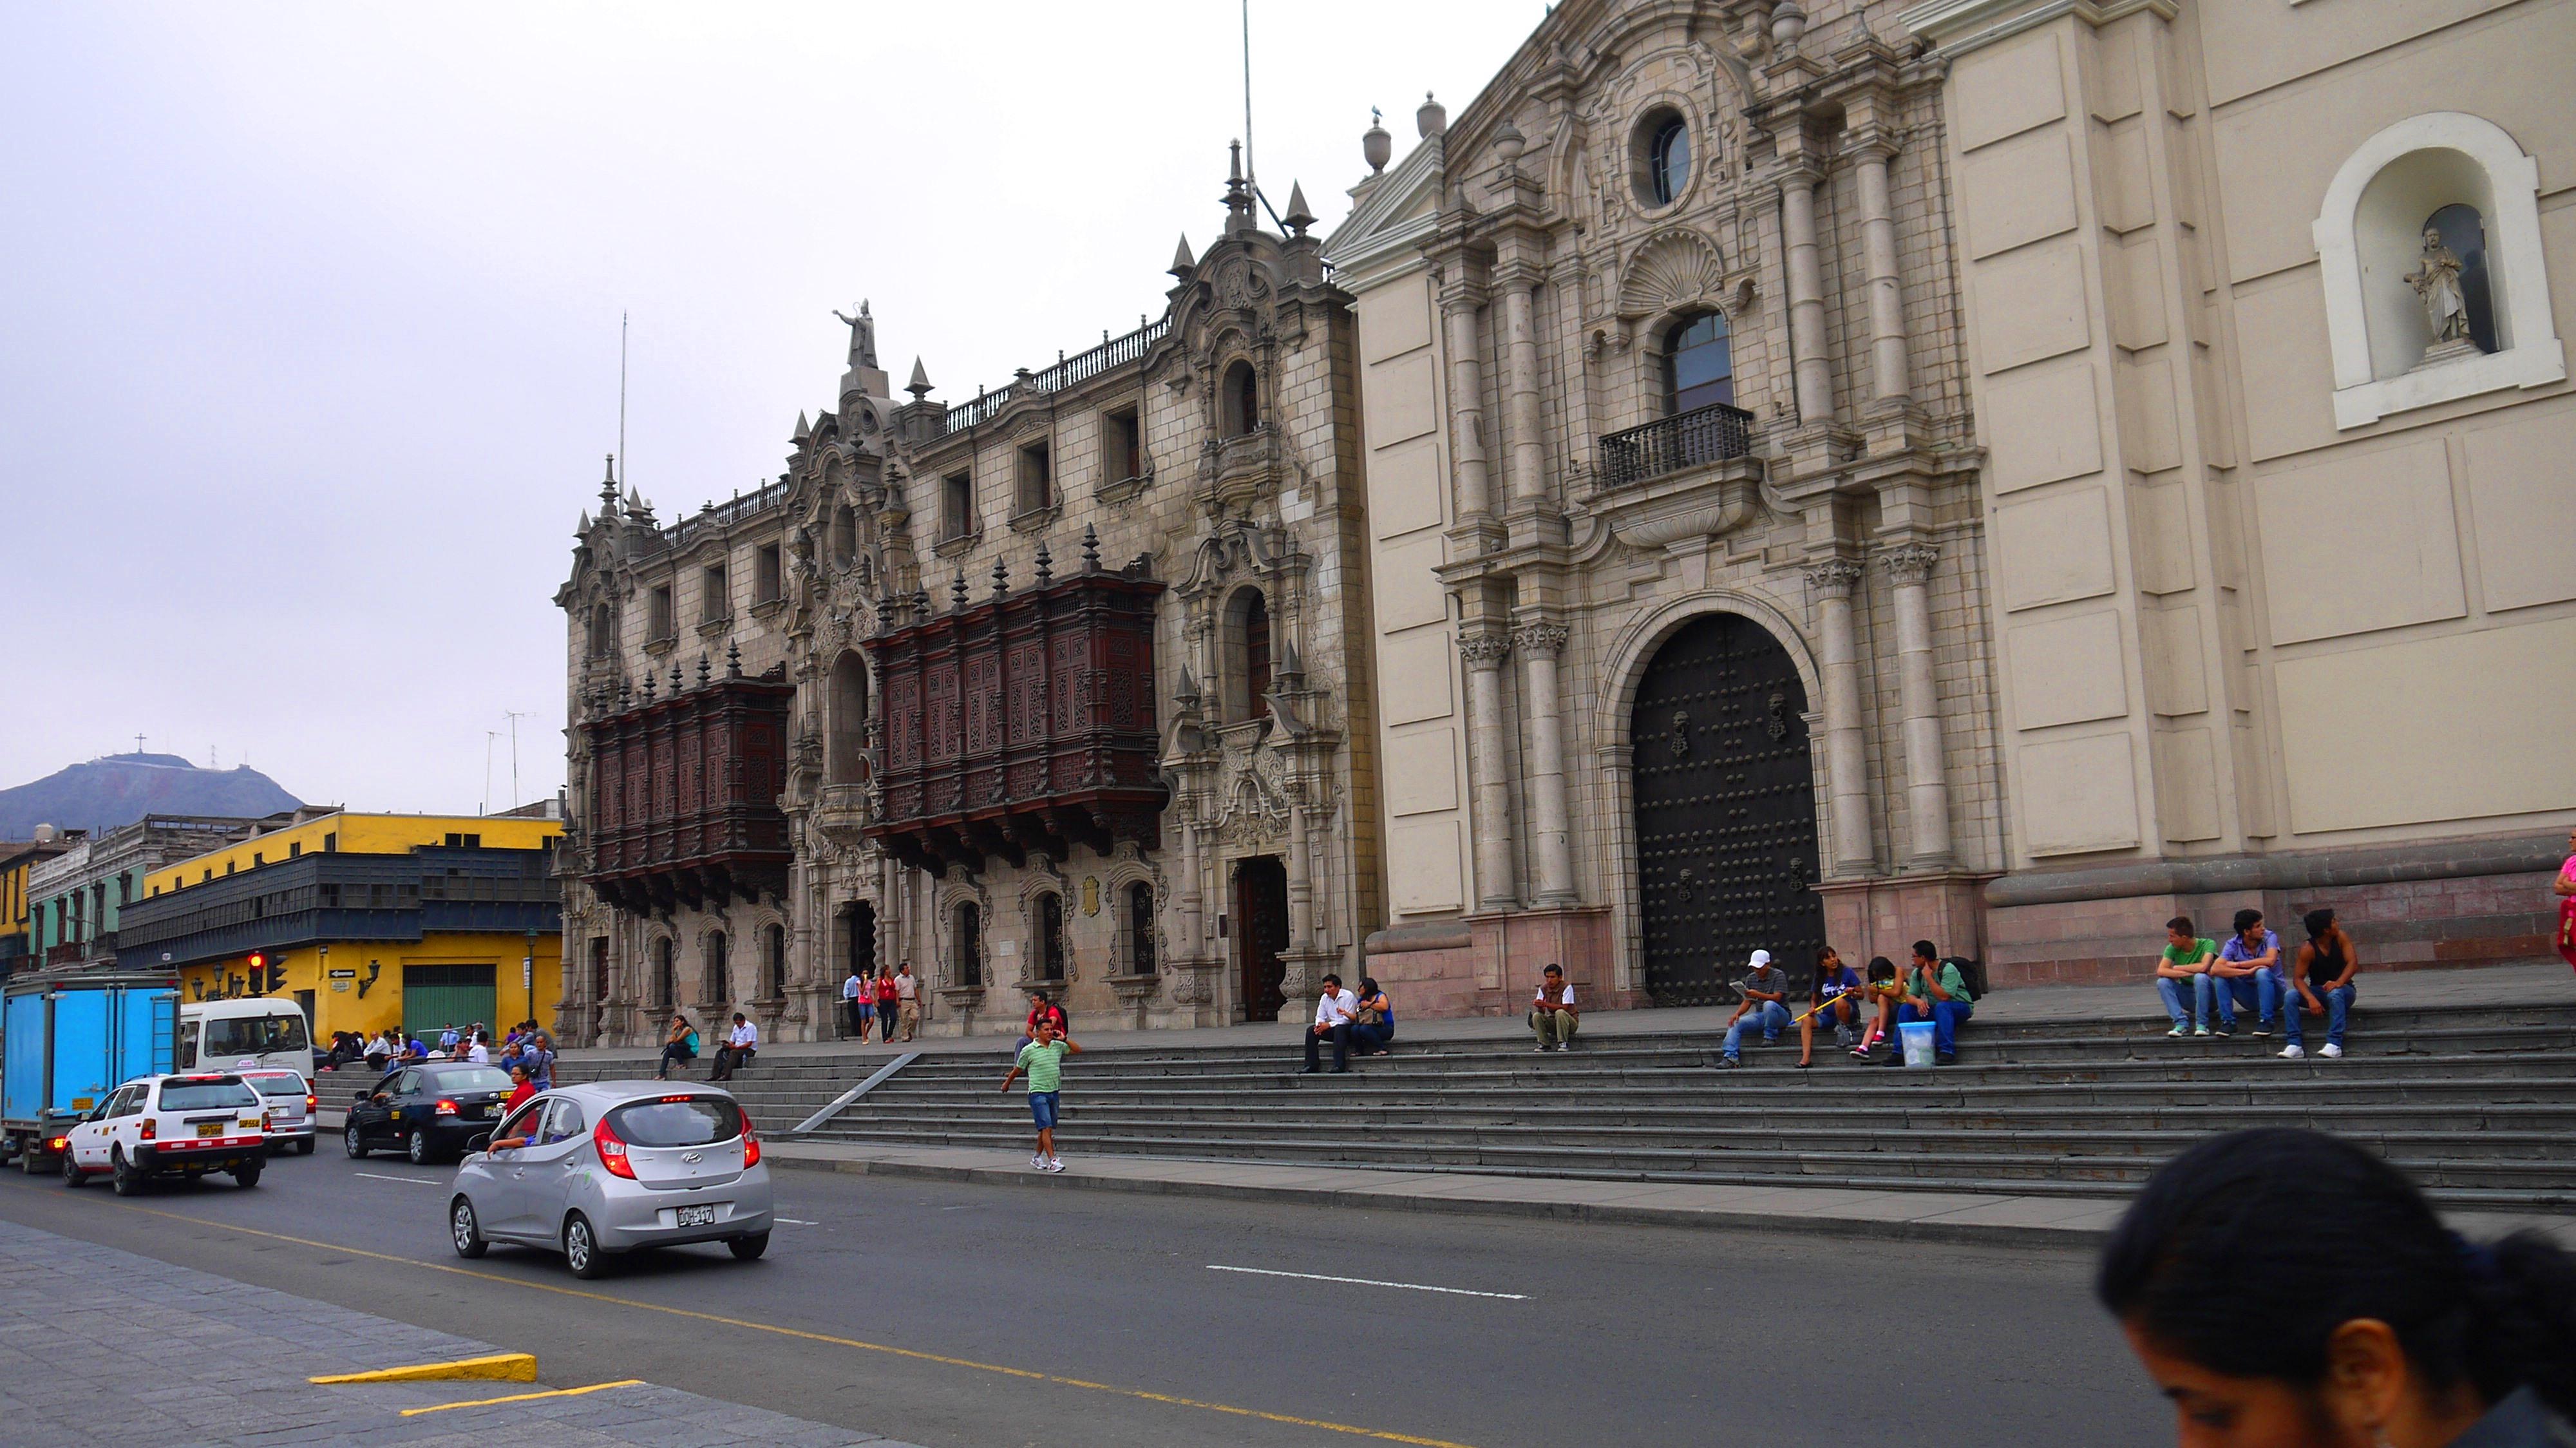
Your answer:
[1238,1,1288,234]
[618,310,629,488]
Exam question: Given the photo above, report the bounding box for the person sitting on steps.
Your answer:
[1529,964,1580,1052]
[654,1013,698,1081]
[2213,908,2284,1040]
[710,1011,757,1081]
[1852,955,1904,1060]
[1883,940,1975,1067]
[1718,949,1790,1067]
[2281,907,2361,1062]
[1303,974,1357,1074]
[1348,978,1395,1057]
[2155,915,2225,1038]
[1799,946,1864,1069]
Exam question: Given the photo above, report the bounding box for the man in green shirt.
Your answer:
[1000,1019,1082,1173]
[1882,939,1976,1066]
[2154,916,2223,1038]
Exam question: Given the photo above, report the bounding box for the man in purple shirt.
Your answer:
[2211,908,2283,1038]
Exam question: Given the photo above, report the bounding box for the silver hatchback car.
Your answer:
[446,1081,773,1278]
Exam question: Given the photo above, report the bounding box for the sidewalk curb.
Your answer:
[764,1150,2114,1250]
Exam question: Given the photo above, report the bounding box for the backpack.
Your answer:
[1943,956,1991,1000]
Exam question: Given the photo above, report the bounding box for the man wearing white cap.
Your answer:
[1718,949,1791,1067]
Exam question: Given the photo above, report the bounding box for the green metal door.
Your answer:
[401,964,497,1043]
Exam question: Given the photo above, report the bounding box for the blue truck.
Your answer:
[2,969,178,1173]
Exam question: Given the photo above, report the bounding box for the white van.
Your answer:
[177,1000,313,1080]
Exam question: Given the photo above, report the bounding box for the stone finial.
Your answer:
[1223,142,1255,233]
[600,455,620,508]
[1282,181,1316,237]
[1170,233,1196,278]
[951,571,969,611]
[1363,107,1391,174]
[1034,540,1053,587]
[641,671,657,703]
[578,508,591,533]
[874,593,894,627]
[793,412,812,443]
[1494,119,1526,165]
[1273,631,1305,686]
[697,654,712,686]
[670,660,685,694]
[1416,91,1447,139]
[911,584,930,616]
[618,677,633,708]
[1081,523,1102,572]
[991,557,1010,598]
[726,639,743,677]
[905,356,933,399]
[1771,1,1808,48]
[1174,663,1202,709]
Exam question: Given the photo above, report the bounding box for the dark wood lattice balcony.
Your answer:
[581,671,793,915]
[868,556,1165,873]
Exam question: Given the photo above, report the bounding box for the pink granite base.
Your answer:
[1813,873,1992,975]
[1361,906,1619,1019]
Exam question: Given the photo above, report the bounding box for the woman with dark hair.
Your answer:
[2283,908,2361,1062]
[2099,1128,2576,1446]
[1349,977,1395,1056]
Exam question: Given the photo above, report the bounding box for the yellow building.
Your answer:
[1,832,75,974]
[116,810,563,1043]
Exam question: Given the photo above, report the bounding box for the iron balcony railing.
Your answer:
[942,316,1171,435]
[663,478,793,549]
[1597,401,1756,489]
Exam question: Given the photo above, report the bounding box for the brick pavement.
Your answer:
[0,1219,916,1448]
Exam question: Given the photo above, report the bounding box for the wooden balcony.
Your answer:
[580,669,794,915]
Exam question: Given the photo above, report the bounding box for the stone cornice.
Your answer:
[1896,0,2177,58]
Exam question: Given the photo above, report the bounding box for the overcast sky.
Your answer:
[1,1,1542,815]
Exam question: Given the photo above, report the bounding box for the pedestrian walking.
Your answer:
[842,967,866,1038]
[2098,1127,2576,1447]
[1000,1018,1081,1173]
[2280,908,2360,1061]
[875,965,900,1042]
[895,962,920,1042]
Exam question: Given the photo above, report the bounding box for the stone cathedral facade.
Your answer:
[555,162,1386,1045]
[1324,0,2575,1011]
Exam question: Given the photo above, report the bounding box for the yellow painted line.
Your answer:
[399,1378,644,1416]
[115,1205,1482,1448]
[310,1351,536,1384]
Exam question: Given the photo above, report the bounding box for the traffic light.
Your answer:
[246,950,287,995]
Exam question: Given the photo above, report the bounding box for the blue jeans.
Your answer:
[1350,1020,1394,1053]
[2157,974,2219,1029]
[1723,1001,1790,1060]
[2284,981,2356,1049]
[2214,968,2281,1029]
[1889,1000,1973,1060]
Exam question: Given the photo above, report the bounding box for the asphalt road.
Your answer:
[0,1145,2168,1448]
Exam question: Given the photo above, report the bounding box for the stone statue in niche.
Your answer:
[2403,225,2474,366]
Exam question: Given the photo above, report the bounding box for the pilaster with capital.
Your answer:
[1805,557,1876,876]
[1881,542,1955,867]
[1778,158,1836,426]
[1512,620,1576,904]
[1851,132,1913,409]
[1438,272,1494,525]
[1457,629,1519,910]
[1494,257,1550,511]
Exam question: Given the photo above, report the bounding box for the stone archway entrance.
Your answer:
[1232,856,1289,1022]
[1629,613,1826,1005]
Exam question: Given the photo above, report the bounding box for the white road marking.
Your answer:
[1204,1264,1529,1300]
[352,1172,440,1186]
[775,1218,821,1226]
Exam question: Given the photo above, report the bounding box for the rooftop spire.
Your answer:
[905,356,933,399]
[1223,142,1256,234]
[1170,233,1197,278]
[1282,180,1316,236]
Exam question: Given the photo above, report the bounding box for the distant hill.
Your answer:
[0,754,303,837]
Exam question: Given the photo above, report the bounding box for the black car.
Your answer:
[343,1062,516,1165]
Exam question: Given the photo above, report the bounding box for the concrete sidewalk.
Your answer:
[762,1136,2576,1252]
[559,961,2575,1063]
[0,1219,916,1448]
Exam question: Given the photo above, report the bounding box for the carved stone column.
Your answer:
[1882,544,1955,867]
[1779,162,1836,424]
[1513,620,1576,904]
[1853,137,1913,408]
[1497,263,1549,508]
[1806,558,1876,877]
[1459,629,1519,910]
[1440,283,1493,522]
[1285,800,1314,951]
[1175,807,1205,961]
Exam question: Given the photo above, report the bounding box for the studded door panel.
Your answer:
[1630,614,1827,1005]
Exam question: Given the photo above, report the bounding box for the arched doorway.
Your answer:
[1629,613,1826,1005]
[1232,857,1288,1022]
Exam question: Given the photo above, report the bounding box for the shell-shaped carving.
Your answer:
[1616,228,1729,320]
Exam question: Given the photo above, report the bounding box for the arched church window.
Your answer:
[831,505,858,566]
[706,931,729,1003]
[588,603,613,658]
[827,653,869,785]
[653,937,676,1009]
[1222,360,1260,437]
[1220,587,1271,724]
[954,901,981,987]
[1663,312,1733,414]
[1126,882,1156,975]
[1037,893,1066,982]
[1649,117,1690,207]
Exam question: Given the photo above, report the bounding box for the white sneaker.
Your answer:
[2278,1043,2306,1060]
[1030,1154,1047,1170]
[1046,1156,1066,1173]
[2319,1043,2343,1060]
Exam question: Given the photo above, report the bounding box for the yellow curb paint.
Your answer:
[310,1352,536,1385]
[399,1379,645,1416]
[120,1203,1483,1448]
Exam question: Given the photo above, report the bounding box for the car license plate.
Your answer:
[196,1123,220,1138]
[676,1205,717,1228]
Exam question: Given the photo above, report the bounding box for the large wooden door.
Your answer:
[1233,857,1289,1022]
[1630,614,1827,1005]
